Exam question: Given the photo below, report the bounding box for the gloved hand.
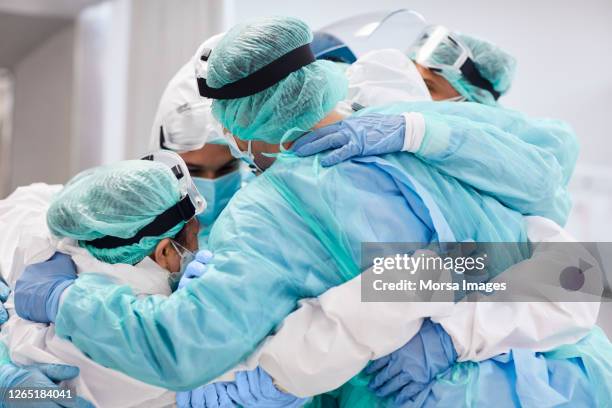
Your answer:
[0,279,10,325]
[14,253,77,324]
[366,319,457,406]
[0,361,93,407]
[226,367,307,408]
[292,114,406,167]
[178,250,213,290]
[176,382,235,408]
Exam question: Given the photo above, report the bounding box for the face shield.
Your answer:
[410,25,500,100]
[316,9,427,59]
[141,150,207,216]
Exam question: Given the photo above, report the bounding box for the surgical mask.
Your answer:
[193,170,242,228]
[169,240,195,291]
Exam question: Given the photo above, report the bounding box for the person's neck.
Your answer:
[313,110,346,129]
[283,110,346,150]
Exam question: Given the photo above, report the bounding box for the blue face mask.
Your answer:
[193,170,242,229]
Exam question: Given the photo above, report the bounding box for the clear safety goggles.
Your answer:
[141,150,207,215]
[409,25,500,100]
[409,25,472,73]
[317,9,427,58]
[158,100,220,152]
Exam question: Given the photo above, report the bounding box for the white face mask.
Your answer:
[345,49,432,108]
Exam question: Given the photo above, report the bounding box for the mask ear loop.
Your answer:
[243,140,262,173]
[171,239,188,255]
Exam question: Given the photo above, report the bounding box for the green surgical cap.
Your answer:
[47,160,185,265]
[207,16,348,144]
[438,34,516,105]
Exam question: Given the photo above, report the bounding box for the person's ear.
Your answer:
[150,238,175,271]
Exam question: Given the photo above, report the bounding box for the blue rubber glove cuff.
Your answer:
[291,114,406,167]
[15,252,78,324]
[226,367,307,408]
[46,279,74,324]
[365,319,458,404]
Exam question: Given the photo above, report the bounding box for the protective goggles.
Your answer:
[410,25,500,100]
[142,150,206,215]
[86,151,206,250]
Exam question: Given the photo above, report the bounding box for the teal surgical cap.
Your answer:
[207,16,348,144]
[47,160,186,265]
[438,34,517,105]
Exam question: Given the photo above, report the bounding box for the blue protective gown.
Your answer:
[53,102,580,393]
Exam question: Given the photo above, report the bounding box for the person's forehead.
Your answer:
[415,63,438,80]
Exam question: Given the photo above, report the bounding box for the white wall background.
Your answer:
[123,0,230,159]
[0,70,13,196]
[9,26,75,189]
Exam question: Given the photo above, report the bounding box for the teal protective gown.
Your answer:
[358,101,578,226]
[55,102,583,393]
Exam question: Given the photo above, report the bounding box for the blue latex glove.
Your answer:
[0,361,93,407]
[366,319,458,406]
[0,279,10,325]
[177,250,213,290]
[176,382,235,408]
[226,367,306,408]
[291,114,405,166]
[14,253,77,324]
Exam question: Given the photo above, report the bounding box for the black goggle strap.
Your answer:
[197,43,315,100]
[159,126,168,149]
[459,58,500,100]
[85,195,195,249]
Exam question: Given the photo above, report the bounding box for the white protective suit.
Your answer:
[0,184,176,408]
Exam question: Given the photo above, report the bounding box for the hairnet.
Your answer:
[47,160,185,265]
[436,34,516,105]
[207,16,348,144]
